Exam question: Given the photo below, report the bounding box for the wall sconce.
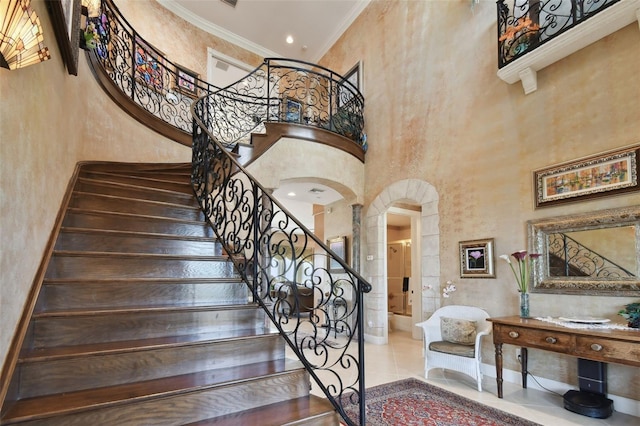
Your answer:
[0,0,51,70]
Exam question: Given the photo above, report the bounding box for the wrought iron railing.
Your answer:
[191,96,371,425]
[548,232,636,278]
[497,0,621,68]
[86,0,365,148]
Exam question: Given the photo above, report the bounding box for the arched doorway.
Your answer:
[363,179,440,344]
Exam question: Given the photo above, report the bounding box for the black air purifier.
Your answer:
[563,359,613,419]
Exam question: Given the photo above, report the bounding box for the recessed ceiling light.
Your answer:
[287,192,296,197]
[286,35,294,44]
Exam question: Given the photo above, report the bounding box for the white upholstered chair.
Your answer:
[415,305,492,392]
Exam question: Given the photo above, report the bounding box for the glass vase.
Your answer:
[519,292,530,318]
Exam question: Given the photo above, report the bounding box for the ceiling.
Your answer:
[157,0,370,231]
[158,0,370,63]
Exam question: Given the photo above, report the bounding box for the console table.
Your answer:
[488,316,640,398]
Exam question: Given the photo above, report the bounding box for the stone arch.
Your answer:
[363,179,440,344]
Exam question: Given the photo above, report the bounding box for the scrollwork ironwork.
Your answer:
[87,0,365,150]
[192,99,371,425]
[497,0,620,68]
[548,233,635,278]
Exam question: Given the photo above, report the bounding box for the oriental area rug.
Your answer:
[341,378,541,426]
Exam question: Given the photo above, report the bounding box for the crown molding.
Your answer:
[309,0,371,63]
[157,0,279,59]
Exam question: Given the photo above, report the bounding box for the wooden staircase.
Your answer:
[0,163,338,425]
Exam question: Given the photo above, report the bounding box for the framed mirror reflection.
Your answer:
[528,205,640,296]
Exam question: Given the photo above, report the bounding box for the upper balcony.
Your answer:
[84,0,366,163]
[496,0,640,94]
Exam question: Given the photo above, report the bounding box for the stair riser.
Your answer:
[45,256,236,280]
[54,231,221,255]
[74,180,197,206]
[62,211,213,237]
[79,171,193,194]
[38,281,248,310]
[18,336,284,398]
[32,309,265,347]
[287,413,340,426]
[69,194,204,221]
[15,371,310,426]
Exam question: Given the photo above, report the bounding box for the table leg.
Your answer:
[495,342,503,398]
[521,347,528,389]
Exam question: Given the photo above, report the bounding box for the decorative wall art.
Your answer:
[134,38,165,91]
[534,145,639,208]
[459,238,495,278]
[327,236,348,273]
[173,64,199,97]
[282,97,302,123]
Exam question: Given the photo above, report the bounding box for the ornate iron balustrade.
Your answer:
[191,96,371,425]
[497,0,620,68]
[86,0,365,149]
[548,232,635,278]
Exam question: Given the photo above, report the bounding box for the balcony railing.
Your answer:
[86,0,365,150]
[497,0,621,68]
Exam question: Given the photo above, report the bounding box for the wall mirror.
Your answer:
[528,205,640,296]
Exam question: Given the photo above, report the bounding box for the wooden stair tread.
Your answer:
[19,328,278,362]
[79,170,192,185]
[51,250,228,260]
[2,359,302,423]
[77,176,194,199]
[72,191,201,210]
[58,227,218,241]
[65,207,205,224]
[186,395,336,426]
[42,276,241,285]
[32,302,258,318]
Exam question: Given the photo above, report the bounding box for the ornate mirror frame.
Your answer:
[528,205,640,296]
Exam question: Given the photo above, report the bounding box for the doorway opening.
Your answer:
[386,205,421,335]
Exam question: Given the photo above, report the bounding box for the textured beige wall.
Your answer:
[0,1,188,372]
[319,1,640,400]
[114,0,264,79]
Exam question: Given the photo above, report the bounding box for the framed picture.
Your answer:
[327,236,348,273]
[459,238,495,278]
[282,98,302,123]
[134,38,165,91]
[173,64,199,98]
[47,0,81,76]
[339,60,362,107]
[534,145,639,208]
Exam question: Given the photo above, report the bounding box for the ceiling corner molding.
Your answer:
[157,0,279,59]
[309,0,371,63]
[497,0,640,95]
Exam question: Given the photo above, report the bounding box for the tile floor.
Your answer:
[355,330,638,426]
[298,329,637,425]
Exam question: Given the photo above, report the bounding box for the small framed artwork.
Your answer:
[282,98,302,123]
[339,60,363,107]
[534,145,639,208]
[327,236,348,273]
[459,238,495,278]
[134,38,165,91]
[173,64,199,98]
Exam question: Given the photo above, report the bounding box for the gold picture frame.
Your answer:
[534,145,639,208]
[459,238,495,278]
[173,64,200,98]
